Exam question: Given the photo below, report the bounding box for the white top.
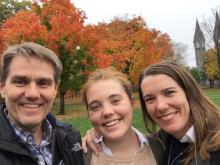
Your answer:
[180,126,195,143]
[94,127,148,156]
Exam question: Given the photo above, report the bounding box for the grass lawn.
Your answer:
[52,88,220,136]
[202,88,220,107]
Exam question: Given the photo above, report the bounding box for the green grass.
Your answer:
[202,88,220,106]
[53,88,220,136]
[60,108,146,136]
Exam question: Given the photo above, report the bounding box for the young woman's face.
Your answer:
[141,74,190,139]
[86,79,133,142]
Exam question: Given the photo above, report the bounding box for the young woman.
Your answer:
[138,62,220,165]
[82,67,162,165]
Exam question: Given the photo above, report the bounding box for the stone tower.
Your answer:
[193,20,205,71]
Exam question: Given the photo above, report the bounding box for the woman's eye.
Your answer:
[89,104,100,111]
[165,90,175,96]
[144,97,155,104]
[112,99,120,104]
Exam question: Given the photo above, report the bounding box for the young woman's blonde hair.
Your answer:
[82,67,133,109]
[138,62,220,164]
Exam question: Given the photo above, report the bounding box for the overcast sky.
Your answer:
[73,0,220,67]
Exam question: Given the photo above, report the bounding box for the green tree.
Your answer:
[58,45,93,114]
[190,67,201,83]
[0,0,31,23]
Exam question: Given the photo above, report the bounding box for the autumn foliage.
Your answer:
[204,48,218,80]
[84,16,173,86]
[2,11,47,44]
[0,0,173,87]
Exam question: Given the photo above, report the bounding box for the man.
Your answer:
[0,42,83,165]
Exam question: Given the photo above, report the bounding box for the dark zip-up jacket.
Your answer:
[0,102,84,165]
[157,130,220,165]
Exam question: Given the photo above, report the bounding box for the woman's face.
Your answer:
[86,79,133,142]
[141,74,190,139]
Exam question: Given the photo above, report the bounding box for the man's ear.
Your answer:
[54,82,60,97]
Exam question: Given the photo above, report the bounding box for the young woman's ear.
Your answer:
[130,96,135,106]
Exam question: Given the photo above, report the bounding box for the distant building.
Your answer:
[214,12,220,50]
[193,20,205,71]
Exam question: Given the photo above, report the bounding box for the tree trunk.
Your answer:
[59,92,65,115]
[218,49,220,88]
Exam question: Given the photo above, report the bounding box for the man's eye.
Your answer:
[14,80,26,86]
[38,80,53,87]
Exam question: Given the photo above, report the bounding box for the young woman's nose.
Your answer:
[102,104,114,117]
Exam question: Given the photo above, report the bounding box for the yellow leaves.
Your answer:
[204,49,218,80]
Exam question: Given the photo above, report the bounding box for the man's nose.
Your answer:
[25,83,40,99]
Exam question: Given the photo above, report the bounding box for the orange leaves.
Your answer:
[88,16,173,86]
[1,0,88,72]
[1,1,173,87]
[93,53,113,68]
[2,11,47,44]
[37,0,85,54]
[0,29,6,55]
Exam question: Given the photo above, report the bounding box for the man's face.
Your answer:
[0,56,58,133]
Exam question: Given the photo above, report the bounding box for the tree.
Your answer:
[163,42,188,66]
[1,0,92,114]
[58,45,92,114]
[0,28,5,54]
[0,0,31,53]
[0,0,31,23]
[34,0,90,114]
[190,67,201,83]
[202,9,220,87]
[90,16,173,86]
[2,11,48,44]
[204,48,218,87]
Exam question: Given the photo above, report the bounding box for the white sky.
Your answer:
[73,0,220,67]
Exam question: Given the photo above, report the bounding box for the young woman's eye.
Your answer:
[112,98,120,104]
[89,104,100,111]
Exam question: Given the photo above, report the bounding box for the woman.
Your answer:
[82,67,162,165]
[138,62,220,165]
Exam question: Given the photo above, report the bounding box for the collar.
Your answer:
[4,108,52,146]
[94,127,148,156]
[180,126,195,143]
